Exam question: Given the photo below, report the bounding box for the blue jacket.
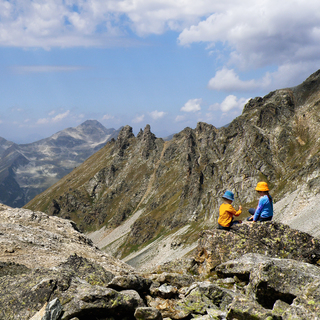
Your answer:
[253,195,273,221]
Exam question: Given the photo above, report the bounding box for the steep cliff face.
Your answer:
[25,70,320,264]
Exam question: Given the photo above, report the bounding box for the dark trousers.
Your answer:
[218,220,240,231]
[247,208,272,222]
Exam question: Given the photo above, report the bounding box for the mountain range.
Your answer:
[24,69,320,270]
[0,120,121,207]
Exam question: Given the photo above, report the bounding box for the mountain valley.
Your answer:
[24,69,320,271]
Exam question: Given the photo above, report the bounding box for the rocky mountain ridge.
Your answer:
[25,69,320,270]
[2,204,320,319]
[0,120,121,207]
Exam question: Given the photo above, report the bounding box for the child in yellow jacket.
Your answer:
[218,190,242,231]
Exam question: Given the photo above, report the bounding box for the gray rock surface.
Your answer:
[0,203,133,273]
[1,205,320,319]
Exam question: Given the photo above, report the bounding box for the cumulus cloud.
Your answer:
[36,118,50,125]
[208,68,271,92]
[149,110,166,120]
[102,114,114,120]
[132,114,145,123]
[208,62,318,93]
[210,95,249,113]
[181,98,202,112]
[0,0,214,48]
[36,110,70,124]
[0,0,319,94]
[178,1,320,77]
[175,115,186,122]
[1,0,320,77]
[52,110,70,122]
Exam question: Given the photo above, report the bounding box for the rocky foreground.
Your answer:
[1,205,320,319]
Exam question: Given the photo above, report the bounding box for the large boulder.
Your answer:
[217,253,320,319]
[194,221,320,274]
[0,205,133,274]
[0,255,146,319]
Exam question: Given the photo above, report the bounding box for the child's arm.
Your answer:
[234,205,242,217]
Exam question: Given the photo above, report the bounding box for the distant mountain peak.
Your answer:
[0,121,122,207]
[77,120,107,129]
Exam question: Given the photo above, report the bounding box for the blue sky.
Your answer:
[0,0,319,143]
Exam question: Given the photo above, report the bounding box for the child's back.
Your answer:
[218,190,242,231]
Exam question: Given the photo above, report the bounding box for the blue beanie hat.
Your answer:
[222,190,234,201]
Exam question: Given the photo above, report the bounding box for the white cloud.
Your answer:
[178,1,320,73]
[132,114,145,123]
[102,114,114,120]
[0,0,320,74]
[0,0,211,48]
[37,110,70,125]
[210,95,249,113]
[208,68,270,92]
[175,115,186,122]
[0,0,319,94]
[36,118,50,125]
[181,98,202,112]
[149,110,166,120]
[221,95,248,112]
[52,110,70,122]
[208,62,319,93]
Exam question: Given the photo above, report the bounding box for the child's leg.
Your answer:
[246,208,255,221]
[218,224,230,231]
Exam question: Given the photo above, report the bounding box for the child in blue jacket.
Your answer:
[248,182,273,222]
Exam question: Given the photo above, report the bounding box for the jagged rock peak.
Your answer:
[142,124,156,139]
[137,128,143,139]
[136,124,156,141]
[115,125,135,150]
[139,124,157,159]
[242,88,295,115]
[292,68,320,106]
[117,125,134,139]
[195,121,217,134]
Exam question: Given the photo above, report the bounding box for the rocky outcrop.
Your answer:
[0,204,133,274]
[2,205,320,319]
[193,221,320,273]
[144,222,320,319]
[0,254,147,319]
[0,204,148,319]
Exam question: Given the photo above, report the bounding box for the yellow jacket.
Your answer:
[218,203,242,227]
